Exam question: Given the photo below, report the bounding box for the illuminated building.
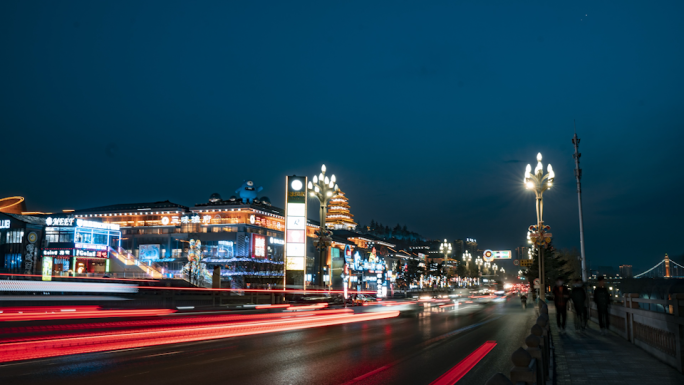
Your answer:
[42,217,121,274]
[619,265,633,278]
[325,189,357,230]
[0,213,45,274]
[68,194,321,288]
[329,230,395,295]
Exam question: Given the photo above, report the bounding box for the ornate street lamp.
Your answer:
[440,239,452,262]
[524,152,555,295]
[307,164,339,288]
[439,239,452,289]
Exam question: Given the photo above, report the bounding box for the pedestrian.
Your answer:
[570,279,587,331]
[594,276,611,335]
[552,276,570,333]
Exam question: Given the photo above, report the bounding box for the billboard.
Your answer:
[483,250,512,262]
[285,176,307,280]
[252,234,266,258]
[139,244,161,260]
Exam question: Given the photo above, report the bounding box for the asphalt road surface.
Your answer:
[0,299,537,385]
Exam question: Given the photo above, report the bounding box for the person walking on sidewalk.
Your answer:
[552,277,570,333]
[570,279,587,331]
[594,276,611,334]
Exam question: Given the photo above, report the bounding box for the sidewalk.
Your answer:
[548,304,684,385]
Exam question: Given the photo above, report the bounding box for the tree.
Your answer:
[456,261,467,278]
[405,259,424,286]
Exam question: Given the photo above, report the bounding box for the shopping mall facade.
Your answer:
[1,192,428,293]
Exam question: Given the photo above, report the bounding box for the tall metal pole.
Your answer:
[536,194,545,296]
[572,123,588,282]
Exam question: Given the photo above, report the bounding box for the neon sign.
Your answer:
[0,219,9,229]
[253,235,266,257]
[76,219,120,231]
[46,217,75,227]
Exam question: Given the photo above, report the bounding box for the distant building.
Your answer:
[594,265,617,278]
[465,238,478,255]
[619,265,633,278]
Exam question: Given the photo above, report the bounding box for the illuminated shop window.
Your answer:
[6,230,24,244]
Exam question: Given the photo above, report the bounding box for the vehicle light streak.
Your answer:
[137,286,377,294]
[0,307,175,322]
[429,341,497,385]
[0,273,159,282]
[285,303,328,310]
[2,309,355,344]
[0,310,400,363]
[254,304,291,309]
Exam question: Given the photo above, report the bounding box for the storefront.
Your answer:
[0,213,46,274]
[42,217,121,275]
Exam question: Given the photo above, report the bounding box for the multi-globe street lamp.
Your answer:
[439,239,452,288]
[440,239,452,262]
[524,152,555,295]
[307,164,339,288]
[462,250,472,264]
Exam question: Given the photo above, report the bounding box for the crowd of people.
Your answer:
[550,275,612,335]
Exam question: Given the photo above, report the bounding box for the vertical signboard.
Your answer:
[285,175,307,289]
[252,234,266,257]
[42,256,53,281]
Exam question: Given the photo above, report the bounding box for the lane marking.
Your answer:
[351,365,391,382]
[429,341,497,385]
[341,316,501,384]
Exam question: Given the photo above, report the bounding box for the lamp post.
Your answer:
[524,152,555,296]
[440,239,452,288]
[476,257,483,285]
[462,251,472,286]
[307,164,339,288]
[462,250,472,265]
[440,239,452,262]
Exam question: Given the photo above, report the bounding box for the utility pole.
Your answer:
[572,121,588,282]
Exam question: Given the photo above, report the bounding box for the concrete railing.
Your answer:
[585,293,684,373]
[485,300,553,385]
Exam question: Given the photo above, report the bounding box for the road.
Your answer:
[0,299,536,385]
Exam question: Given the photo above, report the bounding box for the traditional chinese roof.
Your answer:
[325,190,357,230]
[72,201,189,214]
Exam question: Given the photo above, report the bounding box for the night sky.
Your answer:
[2,1,683,272]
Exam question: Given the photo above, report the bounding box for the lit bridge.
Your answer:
[634,253,684,278]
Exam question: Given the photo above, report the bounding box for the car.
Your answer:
[350,294,377,306]
[286,293,334,304]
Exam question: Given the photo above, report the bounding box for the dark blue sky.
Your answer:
[2,1,683,272]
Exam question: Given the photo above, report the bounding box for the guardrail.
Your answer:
[584,293,684,372]
[485,300,552,385]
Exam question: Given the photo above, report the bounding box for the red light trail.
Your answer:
[0,310,399,363]
[429,341,497,385]
[0,306,175,322]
